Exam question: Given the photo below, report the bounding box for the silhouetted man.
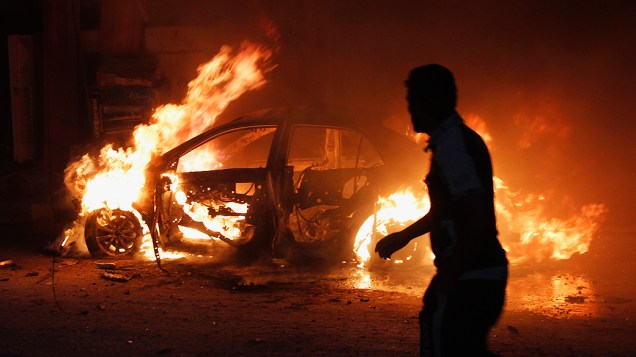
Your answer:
[375,64,508,356]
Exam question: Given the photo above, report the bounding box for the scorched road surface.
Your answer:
[1,238,635,357]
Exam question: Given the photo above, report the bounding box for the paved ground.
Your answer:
[1,231,635,356]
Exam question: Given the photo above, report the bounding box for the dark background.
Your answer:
[1,0,634,249]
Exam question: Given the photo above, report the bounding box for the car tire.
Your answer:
[84,208,143,257]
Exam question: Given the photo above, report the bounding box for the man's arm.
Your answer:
[374,211,434,259]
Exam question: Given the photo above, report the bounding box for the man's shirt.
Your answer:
[425,113,508,278]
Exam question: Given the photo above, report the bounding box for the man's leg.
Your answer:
[444,279,507,356]
[420,276,506,357]
[419,275,446,357]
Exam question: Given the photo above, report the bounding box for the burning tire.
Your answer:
[353,209,431,268]
[84,208,143,257]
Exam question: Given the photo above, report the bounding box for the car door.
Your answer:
[157,125,279,252]
[284,125,384,248]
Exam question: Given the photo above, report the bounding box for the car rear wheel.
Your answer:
[358,217,430,268]
[85,208,143,257]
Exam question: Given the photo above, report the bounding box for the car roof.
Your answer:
[158,107,427,179]
[224,107,385,130]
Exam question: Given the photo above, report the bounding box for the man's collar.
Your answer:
[425,112,462,152]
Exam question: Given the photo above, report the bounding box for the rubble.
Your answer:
[100,271,135,282]
[0,259,14,267]
[95,262,117,270]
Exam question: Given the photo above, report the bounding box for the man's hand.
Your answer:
[374,232,411,259]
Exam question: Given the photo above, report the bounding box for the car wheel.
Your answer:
[358,218,430,268]
[84,208,143,257]
[282,205,365,263]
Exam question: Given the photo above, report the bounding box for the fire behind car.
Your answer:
[83,108,427,262]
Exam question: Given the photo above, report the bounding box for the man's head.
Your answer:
[405,64,457,134]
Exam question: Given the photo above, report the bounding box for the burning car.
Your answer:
[80,108,426,262]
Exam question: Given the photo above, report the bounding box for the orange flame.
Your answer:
[354,186,431,267]
[494,177,607,263]
[354,114,606,268]
[467,113,607,263]
[62,42,273,257]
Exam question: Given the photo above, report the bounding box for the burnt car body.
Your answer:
[85,108,426,261]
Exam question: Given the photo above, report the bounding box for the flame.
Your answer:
[354,114,607,271]
[467,113,607,263]
[494,177,607,263]
[180,201,249,241]
[61,42,273,258]
[354,186,431,267]
[464,113,492,145]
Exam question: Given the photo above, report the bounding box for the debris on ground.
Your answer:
[100,271,135,282]
[565,295,586,304]
[0,259,14,267]
[95,262,117,270]
[60,259,80,266]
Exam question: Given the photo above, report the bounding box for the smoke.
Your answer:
[141,0,634,259]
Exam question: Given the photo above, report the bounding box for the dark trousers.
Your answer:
[419,274,506,357]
